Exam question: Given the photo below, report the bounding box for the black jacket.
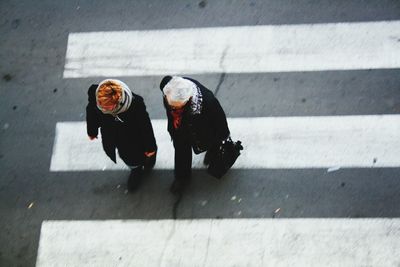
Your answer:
[160,76,230,179]
[162,77,230,153]
[86,84,157,165]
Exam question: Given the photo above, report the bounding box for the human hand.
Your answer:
[144,151,156,157]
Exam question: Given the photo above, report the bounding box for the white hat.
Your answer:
[162,76,196,103]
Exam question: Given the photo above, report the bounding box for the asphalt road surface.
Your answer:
[1,1,400,266]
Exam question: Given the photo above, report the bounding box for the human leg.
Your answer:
[171,137,192,195]
[118,148,145,192]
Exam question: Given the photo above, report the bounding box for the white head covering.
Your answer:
[162,76,197,104]
[96,79,134,116]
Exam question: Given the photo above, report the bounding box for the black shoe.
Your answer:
[169,179,186,196]
[127,167,143,192]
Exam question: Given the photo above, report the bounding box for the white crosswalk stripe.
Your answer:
[50,115,400,171]
[64,21,400,78]
[36,219,400,267]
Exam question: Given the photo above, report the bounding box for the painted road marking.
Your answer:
[36,218,400,267]
[64,21,400,77]
[50,115,400,171]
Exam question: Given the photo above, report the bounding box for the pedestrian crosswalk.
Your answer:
[39,18,400,266]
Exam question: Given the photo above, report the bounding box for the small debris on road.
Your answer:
[3,74,12,81]
[327,166,340,172]
[198,0,207,8]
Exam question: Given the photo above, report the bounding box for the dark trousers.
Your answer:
[172,130,218,181]
[172,131,193,182]
[118,148,156,171]
[118,149,143,168]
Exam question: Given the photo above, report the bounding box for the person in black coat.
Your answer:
[159,76,230,195]
[86,79,157,192]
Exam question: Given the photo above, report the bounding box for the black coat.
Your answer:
[160,77,230,179]
[86,84,157,166]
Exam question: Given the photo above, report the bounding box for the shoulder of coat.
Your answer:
[88,84,98,94]
[132,93,143,102]
[200,86,215,101]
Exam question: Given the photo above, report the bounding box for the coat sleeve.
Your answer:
[186,77,230,142]
[208,96,230,141]
[136,97,158,152]
[86,84,100,137]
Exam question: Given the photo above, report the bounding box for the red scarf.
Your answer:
[171,108,184,129]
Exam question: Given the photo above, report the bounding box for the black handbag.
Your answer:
[207,137,243,179]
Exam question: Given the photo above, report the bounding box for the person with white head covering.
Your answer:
[162,76,196,108]
[159,76,230,195]
[86,79,157,192]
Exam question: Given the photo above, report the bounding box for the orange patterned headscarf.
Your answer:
[96,79,133,115]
